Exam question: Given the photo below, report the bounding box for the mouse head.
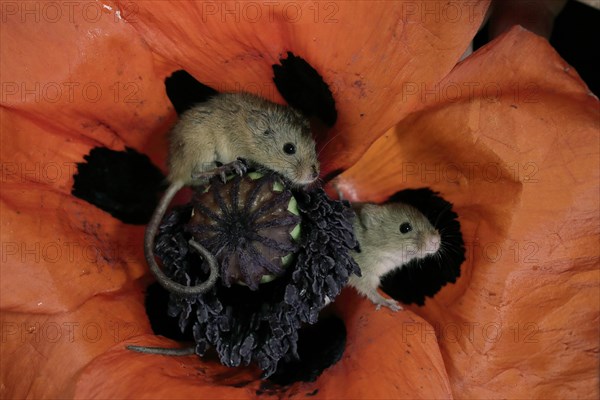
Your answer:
[359,203,440,264]
[246,103,319,186]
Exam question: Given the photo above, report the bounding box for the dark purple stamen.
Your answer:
[154,171,360,377]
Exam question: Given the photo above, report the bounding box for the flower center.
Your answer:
[185,172,301,290]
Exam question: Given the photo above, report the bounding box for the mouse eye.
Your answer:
[399,222,412,234]
[264,129,272,135]
[283,143,296,155]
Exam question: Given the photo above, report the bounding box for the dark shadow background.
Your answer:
[474,0,599,95]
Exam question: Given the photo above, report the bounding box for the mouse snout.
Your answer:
[294,162,319,185]
[422,230,441,255]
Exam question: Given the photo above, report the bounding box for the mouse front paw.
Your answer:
[232,158,249,176]
[218,159,248,182]
[203,160,247,183]
[374,297,403,312]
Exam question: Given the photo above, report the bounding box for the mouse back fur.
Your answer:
[168,92,319,186]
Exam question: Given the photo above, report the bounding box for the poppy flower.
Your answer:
[1,1,598,399]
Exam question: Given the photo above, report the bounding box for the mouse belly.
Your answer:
[347,256,404,312]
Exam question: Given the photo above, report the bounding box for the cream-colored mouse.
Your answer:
[348,202,441,311]
[145,92,320,297]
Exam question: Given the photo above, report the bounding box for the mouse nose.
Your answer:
[311,164,318,179]
[424,232,441,255]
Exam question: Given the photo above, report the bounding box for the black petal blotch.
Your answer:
[273,52,337,127]
[380,188,466,305]
[165,70,219,115]
[268,315,347,385]
[153,174,359,377]
[72,146,165,225]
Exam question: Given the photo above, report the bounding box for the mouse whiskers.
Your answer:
[316,131,343,158]
[433,203,453,229]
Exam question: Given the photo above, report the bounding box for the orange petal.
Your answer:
[338,26,599,399]
[70,292,452,399]
[1,15,171,313]
[119,0,490,175]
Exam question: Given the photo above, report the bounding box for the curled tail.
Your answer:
[144,180,219,296]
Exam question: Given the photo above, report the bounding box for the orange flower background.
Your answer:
[1,1,598,399]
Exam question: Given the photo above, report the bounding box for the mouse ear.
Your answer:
[289,107,310,128]
[355,204,379,229]
[247,110,269,133]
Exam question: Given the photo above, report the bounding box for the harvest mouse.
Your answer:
[131,92,320,357]
[348,202,441,311]
[144,92,320,298]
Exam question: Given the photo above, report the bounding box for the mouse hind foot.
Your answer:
[192,159,248,183]
[373,297,403,312]
[366,290,403,312]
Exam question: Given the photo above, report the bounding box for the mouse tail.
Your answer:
[144,180,219,296]
[126,345,196,356]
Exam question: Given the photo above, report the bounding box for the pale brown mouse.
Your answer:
[145,92,320,298]
[348,202,441,311]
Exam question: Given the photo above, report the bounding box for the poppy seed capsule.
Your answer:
[158,181,360,376]
[185,172,301,290]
